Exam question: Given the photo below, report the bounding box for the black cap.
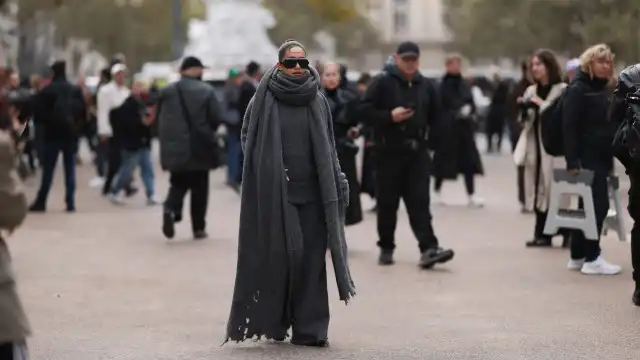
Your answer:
[180,56,206,71]
[396,41,420,58]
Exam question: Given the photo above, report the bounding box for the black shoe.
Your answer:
[633,289,640,307]
[125,186,139,198]
[66,206,76,213]
[162,212,175,239]
[525,237,553,247]
[193,230,208,240]
[29,203,45,213]
[420,247,455,269]
[378,249,394,265]
[291,339,329,347]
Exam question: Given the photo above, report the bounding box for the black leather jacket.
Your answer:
[610,64,640,169]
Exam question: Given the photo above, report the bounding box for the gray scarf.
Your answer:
[224,65,355,343]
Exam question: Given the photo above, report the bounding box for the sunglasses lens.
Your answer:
[282,58,309,69]
[282,59,297,69]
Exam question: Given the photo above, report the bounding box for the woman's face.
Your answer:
[592,56,613,79]
[322,65,340,90]
[530,56,548,82]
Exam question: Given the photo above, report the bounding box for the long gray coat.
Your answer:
[0,131,30,343]
[157,77,222,171]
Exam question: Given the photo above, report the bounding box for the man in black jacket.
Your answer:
[358,41,454,268]
[157,56,222,240]
[107,81,158,206]
[29,60,85,212]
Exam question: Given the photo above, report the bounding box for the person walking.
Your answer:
[322,62,363,226]
[432,54,484,208]
[486,71,509,153]
[358,41,455,268]
[235,61,261,185]
[97,64,137,197]
[29,61,86,212]
[107,81,159,206]
[157,56,222,240]
[222,68,243,192]
[225,40,353,347]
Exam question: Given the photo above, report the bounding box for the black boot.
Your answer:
[420,247,455,269]
[633,286,640,307]
[378,249,394,265]
[525,237,553,247]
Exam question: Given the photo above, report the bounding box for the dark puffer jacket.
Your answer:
[157,77,222,171]
[562,70,615,171]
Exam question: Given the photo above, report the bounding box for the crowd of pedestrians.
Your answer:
[3,37,640,355]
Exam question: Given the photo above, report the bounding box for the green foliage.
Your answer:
[18,0,184,71]
[263,0,377,57]
[445,0,640,63]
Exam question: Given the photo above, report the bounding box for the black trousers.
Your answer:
[284,200,329,342]
[375,149,439,252]
[0,342,27,359]
[628,168,640,284]
[434,172,475,196]
[102,138,121,195]
[517,165,525,205]
[570,165,609,262]
[164,170,209,232]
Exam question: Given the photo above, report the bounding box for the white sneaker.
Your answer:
[567,258,585,270]
[432,192,445,206]
[108,194,125,205]
[468,195,485,208]
[146,197,162,206]
[580,256,621,275]
[89,177,105,188]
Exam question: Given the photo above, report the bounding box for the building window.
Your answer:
[393,8,408,34]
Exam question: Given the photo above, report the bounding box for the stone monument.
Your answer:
[183,0,278,71]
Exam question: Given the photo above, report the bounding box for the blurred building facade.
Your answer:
[357,0,449,71]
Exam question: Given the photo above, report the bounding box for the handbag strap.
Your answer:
[176,83,193,131]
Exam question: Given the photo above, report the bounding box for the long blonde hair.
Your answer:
[579,44,614,77]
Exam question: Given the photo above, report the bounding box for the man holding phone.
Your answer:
[358,41,455,268]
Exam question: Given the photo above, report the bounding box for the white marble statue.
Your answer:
[183,0,278,71]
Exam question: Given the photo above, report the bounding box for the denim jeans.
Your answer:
[33,139,78,209]
[111,148,155,199]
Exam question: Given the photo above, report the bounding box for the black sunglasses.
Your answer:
[281,58,309,69]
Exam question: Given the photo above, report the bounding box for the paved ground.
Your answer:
[9,143,640,360]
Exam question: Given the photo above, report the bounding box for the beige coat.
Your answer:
[513,83,567,212]
[0,130,30,343]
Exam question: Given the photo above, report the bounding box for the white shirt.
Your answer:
[97,81,131,136]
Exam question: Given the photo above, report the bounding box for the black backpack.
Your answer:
[540,90,566,156]
[51,87,78,135]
